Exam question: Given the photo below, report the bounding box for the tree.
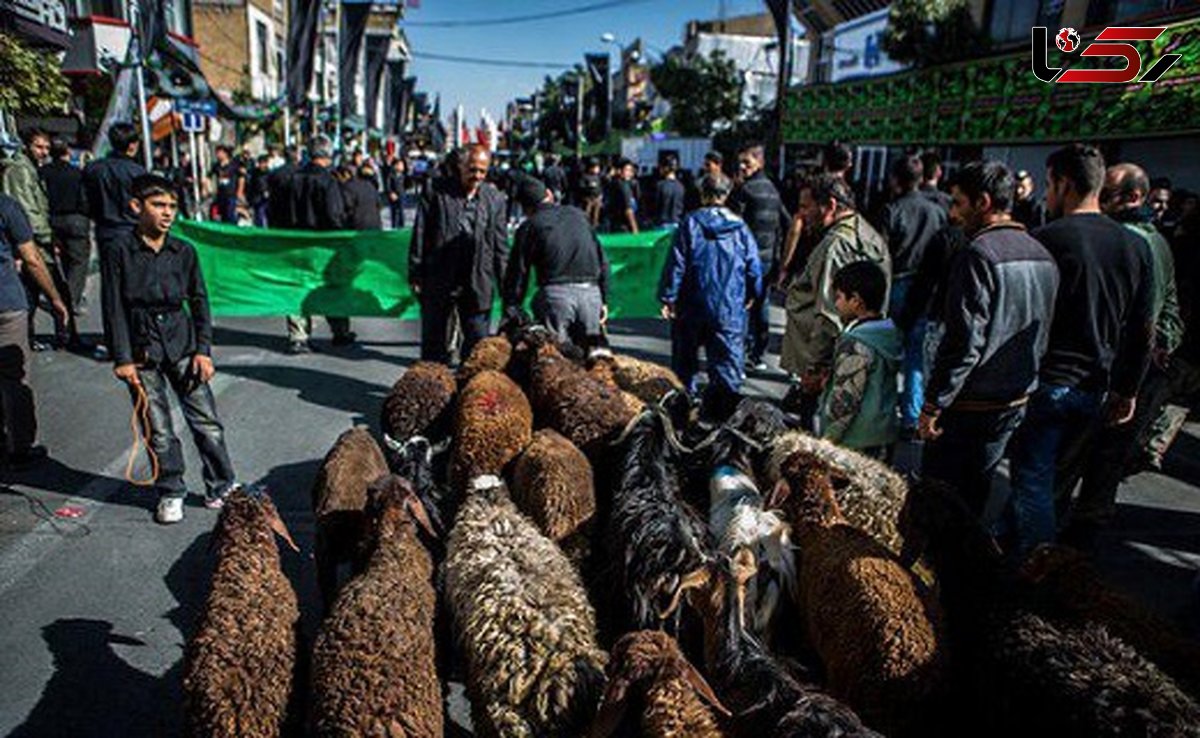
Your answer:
[0,33,71,116]
[881,0,988,68]
[650,49,743,137]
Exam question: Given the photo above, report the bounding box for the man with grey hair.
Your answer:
[659,172,762,421]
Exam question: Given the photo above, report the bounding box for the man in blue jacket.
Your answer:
[659,172,762,421]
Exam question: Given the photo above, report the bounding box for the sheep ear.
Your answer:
[382,433,404,453]
[659,566,710,621]
[404,495,438,539]
[265,507,300,553]
[766,479,791,509]
[590,678,630,737]
[682,658,732,717]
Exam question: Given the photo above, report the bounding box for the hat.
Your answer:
[516,176,548,209]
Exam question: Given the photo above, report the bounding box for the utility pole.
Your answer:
[575,73,584,159]
[127,0,153,169]
[772,0,792,180]
[334,0,343,152]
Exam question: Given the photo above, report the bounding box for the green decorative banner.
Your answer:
[173,219,674,319]
[784,15,1200,145]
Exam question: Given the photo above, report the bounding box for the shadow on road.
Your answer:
[220,364,388,426]
[1161,429,1200,489]
[2,458,147,512]
[213,325,419,367]
[7,618,182,738]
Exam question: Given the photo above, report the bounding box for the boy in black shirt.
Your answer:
[103,175,238,524]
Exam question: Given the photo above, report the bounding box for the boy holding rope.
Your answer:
[102,174,238,524]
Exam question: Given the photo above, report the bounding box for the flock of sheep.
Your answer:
[178,324,1200,737]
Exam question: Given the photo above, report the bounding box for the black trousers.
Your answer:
[51,214,92,312]
[419,289,490,365]
[21,246,73,343]
[921,404,1027,520]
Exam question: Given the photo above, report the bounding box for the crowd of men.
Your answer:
[2,122,1199,553]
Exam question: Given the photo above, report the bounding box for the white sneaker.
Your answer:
[156,497,185,524]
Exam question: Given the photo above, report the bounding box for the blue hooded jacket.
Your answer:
[658,206,762,325]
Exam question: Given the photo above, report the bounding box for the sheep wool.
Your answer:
[381,361,457,443]
[183,491,300,738]
[311,475,442,738]
[590,630,726,738]
[450,370,533,492]
[459,335,514,386]
[510,428,596,543]
[529,343,637,457]
[767,430,907,554]
[311,427,391,607]
[444,475,608,737]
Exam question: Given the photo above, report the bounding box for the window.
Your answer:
[988,0,1063,43]
[1087,0,1181,26]
[255,19,269,74]
[165,0,192,37]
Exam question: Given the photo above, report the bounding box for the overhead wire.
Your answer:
[402,0,657,28]
[410,51,575,70]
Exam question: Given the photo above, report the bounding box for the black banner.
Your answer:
[364,35,388,129]
[584,52,610,141]
[385,60,406,135]
[338,2,370,120]
[765,0,790,48]
[286,0,321,108]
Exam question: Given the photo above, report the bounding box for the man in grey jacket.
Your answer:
[410,144,508,364]
[918,161,1059,517]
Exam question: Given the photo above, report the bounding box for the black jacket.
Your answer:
[542,165,567,197]
[883,190,948,277]
[341,176,382,230]
[290,162,345,231]
[503,202,610,308]
[654,178,685,226]
[385,168,405,203]
[266,162,297,227]
[410,177,508,312]
[729,170,788,265]
[919,183,952,214]
[83,154,146,234]
[40,160,87,217]
[926,222,1059,411]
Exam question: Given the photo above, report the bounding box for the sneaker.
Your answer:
[288,340,312,355]
[205,483,241,510]
[92,344,110,361]
[30,339,52,352]
[156,497,185,524]
[750,360,768,373]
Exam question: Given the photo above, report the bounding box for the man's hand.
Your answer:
[114,363,140,386]
[917,409,943,440]
[1152,347,1171,370]
[51,297,70,327]
[660,302,675,320]
[1106,394,1136,426]
[192,354,216,384]
[600,304,609,325]
[799,368,829,394]
[410,280,422,297]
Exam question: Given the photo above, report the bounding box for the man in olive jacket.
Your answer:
[780,174,891,427]
[410,144,508,364]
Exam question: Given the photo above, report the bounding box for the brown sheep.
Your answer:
[589,350,685,405]
[589,630,728,738]
[381,362,457,444]
[510,428,596,561]
[587,354,647,416]
[458,335,514,386]
[1021,543,1200,697]
[772,452,946,735]
[766,431,907,554]
[450,370,533,492]
[311,427,390,608]
[528,341,636,458]
[183,489,300,738]
[311,474,442,737]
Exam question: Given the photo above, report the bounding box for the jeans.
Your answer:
[0,310,36,452]
[672,314,744,420]
[419,290,490,365]
[922,404,1026,522]
[390,203,405,230]
[217,197,239,224]
[746,269,771,363]
[533,282,603,349]
[1005,384,1104,556]
[253,202,269,228]
[135,356,236,501]
[889,276,926,428]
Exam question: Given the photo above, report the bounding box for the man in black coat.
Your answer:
[385,156,406,229]
[340,164,383,231]
[410,144,508,364]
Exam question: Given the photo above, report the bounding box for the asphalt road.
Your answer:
[1,291,1197,736]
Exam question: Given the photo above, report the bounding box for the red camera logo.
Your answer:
[1032,26,1182,84]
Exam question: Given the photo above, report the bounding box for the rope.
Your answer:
[125,382,160,487]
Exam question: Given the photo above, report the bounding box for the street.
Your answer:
[1,293,1198,736]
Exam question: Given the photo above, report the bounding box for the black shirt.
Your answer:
[654,178,685,226]
[503,202,610,306]
[101,230,212,367]
[1033,212,1154,396]
[728,170,788,265]
[605,178,636,232]
[1013,198,1047,231]
[266,162,296,228]
[83,154,146,233]
[40,160,87,217]
[341,176,383,230]
[248,167,270,205]
[212,160,244,201]
[290,162,345,231]
[883,190,948,277]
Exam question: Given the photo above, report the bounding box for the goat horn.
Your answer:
[609,408,652,447]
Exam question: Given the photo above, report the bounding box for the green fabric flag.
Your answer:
[173,219,676,319]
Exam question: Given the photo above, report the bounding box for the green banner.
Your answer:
[173,219,675,319]
[784,15,1200,145]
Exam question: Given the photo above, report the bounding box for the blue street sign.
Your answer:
[181,112,205,132]
[176,98,217,116]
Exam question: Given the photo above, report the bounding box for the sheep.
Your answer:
[587,354,647,417]
[183,489,300,738]
[587,348,684,405]
[381,361,457,444]
[688,551,882,738]
[766,430,907,554]
[1021,543,1200,698]
[606,408,713,633]
[444,474,608,737]
[589,630,729,738]
[449,370,533,493]
[772,451,946,735]
[459,335,514,386]
[510,428,597,564]
[311,474,442,738]
[899,479,1200,737]
[311,427,390,608]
